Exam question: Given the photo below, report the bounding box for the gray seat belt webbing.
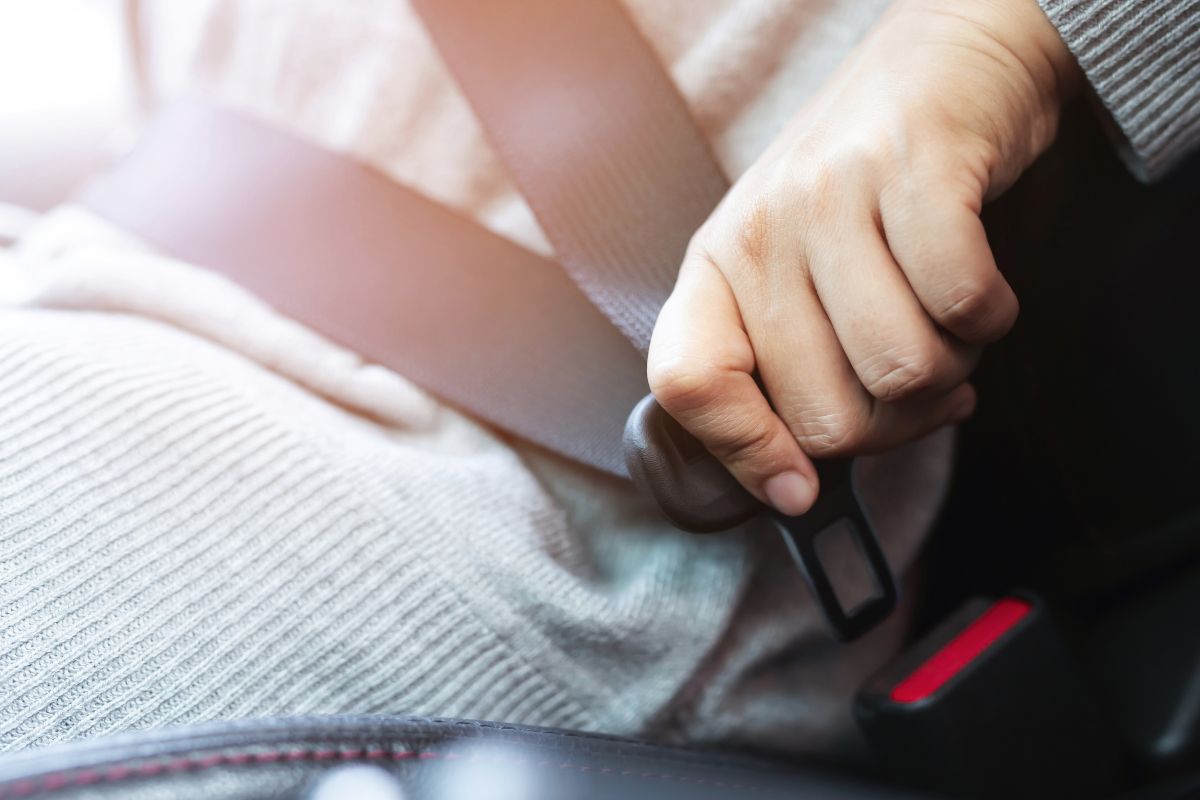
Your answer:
[81,1,731,478]
[78,101,647,477]
[410,0,730,353]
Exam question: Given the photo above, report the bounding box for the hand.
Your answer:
[648,0,1077,515]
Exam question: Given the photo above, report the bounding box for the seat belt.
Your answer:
[409,0,729,353]
[79,101,647,477]
[87,0,727,475]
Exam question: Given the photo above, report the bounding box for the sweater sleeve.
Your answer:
[1037,0,1200,181]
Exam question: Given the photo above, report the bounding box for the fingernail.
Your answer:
[764,471,817,517]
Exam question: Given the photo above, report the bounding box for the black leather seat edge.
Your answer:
[0,715,932,800]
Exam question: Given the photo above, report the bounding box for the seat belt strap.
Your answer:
[84,1,732,476]
[78,101,647,477]
[408,5,898,640]
[410,0,730,353]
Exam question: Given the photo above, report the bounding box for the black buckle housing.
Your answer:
[856,594,1126,798]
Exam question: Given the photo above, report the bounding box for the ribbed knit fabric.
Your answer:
[0,0,955,756]
[0,211,947,754]
[0,304,735,751]
[1038,0,1200,180]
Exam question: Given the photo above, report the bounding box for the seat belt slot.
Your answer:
[624,395,897,642]
[856,594,1127,798]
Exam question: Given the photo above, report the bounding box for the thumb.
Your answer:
[648,251,820,516]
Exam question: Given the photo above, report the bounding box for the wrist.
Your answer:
[898,0,1078,105]
[890,0,1081,182]
[1019,0,1081,105]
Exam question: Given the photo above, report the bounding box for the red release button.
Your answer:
[890,597,1033,704]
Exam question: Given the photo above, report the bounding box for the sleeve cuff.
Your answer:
[1037,0,1200,181]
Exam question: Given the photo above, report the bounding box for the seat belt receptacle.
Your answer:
[856,594,1126,799]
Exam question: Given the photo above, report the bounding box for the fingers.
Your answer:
[727,229,977,459]
[649,229,978,520]
[880,177,1019,344]
[648,181,1010,519]
[807,213,980,403]
[648,249,820,515]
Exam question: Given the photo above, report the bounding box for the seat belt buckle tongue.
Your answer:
[623,394,898,642]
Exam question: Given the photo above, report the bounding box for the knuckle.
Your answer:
[859,343,941,401]
[935,279,1005,338]
[705,160,840,279]
[982,288,1019,339]
[709,417,779,467]
[794,160,838,200]
[733,196,776,273]
[792,409,864,457]
[685,224,717,262]
[647,355,721,415]
[724,165,830,256]
[783,163,838,222]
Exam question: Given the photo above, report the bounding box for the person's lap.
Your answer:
[0,294,778,754]
[0,308,570,747]
[0,208,947,755]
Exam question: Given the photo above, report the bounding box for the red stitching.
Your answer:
[0,746,762,797]
[103,766,130,782]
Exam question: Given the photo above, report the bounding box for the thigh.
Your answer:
[0,309,583,749]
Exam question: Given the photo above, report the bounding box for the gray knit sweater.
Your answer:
[1039,0,1200,180]
[0,0,1196,760]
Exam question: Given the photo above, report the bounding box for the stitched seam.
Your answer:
[0,746,765,797]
